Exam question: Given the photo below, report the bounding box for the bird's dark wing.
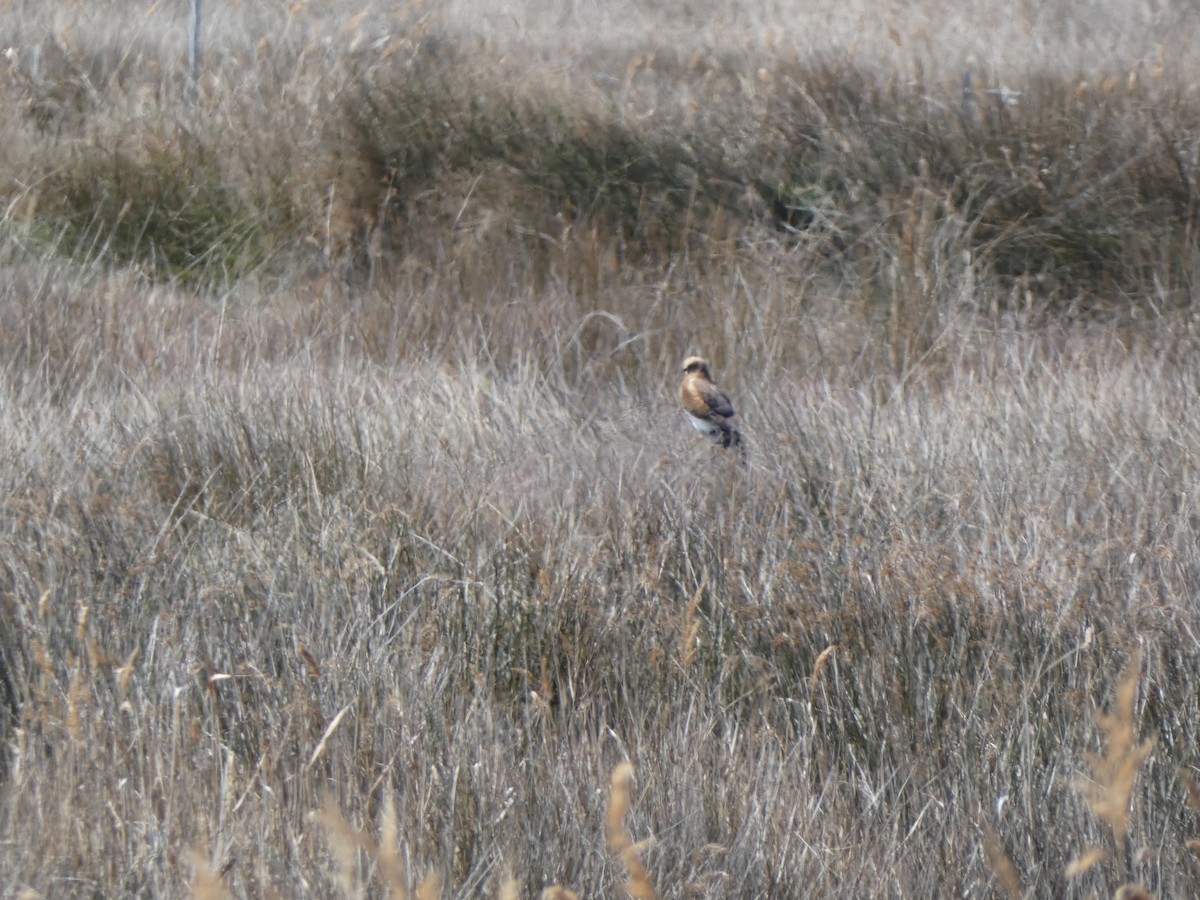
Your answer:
[699,382,735,419]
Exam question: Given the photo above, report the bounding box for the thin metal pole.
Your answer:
[188,0,202,104]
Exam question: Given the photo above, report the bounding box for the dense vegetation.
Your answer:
[2,1,1200,896]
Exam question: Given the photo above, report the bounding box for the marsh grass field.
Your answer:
[3,0,1200,896]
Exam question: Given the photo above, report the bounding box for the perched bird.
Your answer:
[679,356,743,452]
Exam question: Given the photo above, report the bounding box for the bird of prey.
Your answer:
[680,356,743,452]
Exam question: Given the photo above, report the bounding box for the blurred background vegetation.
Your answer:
[1,1,1199,897]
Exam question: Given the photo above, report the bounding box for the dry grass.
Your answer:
[1067,652,1157,897]
[1075,654,1154,846]
[607,763,656,900]
[2,1,1200,898]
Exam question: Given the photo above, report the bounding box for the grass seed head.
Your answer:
[1073,652,1153,842]
[608,763,656,900]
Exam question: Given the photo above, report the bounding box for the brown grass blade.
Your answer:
[1074,651,1153,841]
[378,793,408,900]
[809,644,837,693]
[306,703,352,771]
[1065,846,1108,878]
[608,762,656,900]
[679,580,704,671]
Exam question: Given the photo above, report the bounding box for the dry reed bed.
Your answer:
[1,1,1200,897]
[2,0,1200,313]
[1,261,1199,894]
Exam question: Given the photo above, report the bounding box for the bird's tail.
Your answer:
[722,427,747,463]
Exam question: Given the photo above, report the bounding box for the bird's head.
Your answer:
[681,356,712,378]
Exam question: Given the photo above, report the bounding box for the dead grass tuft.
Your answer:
[3,2,1200,897]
